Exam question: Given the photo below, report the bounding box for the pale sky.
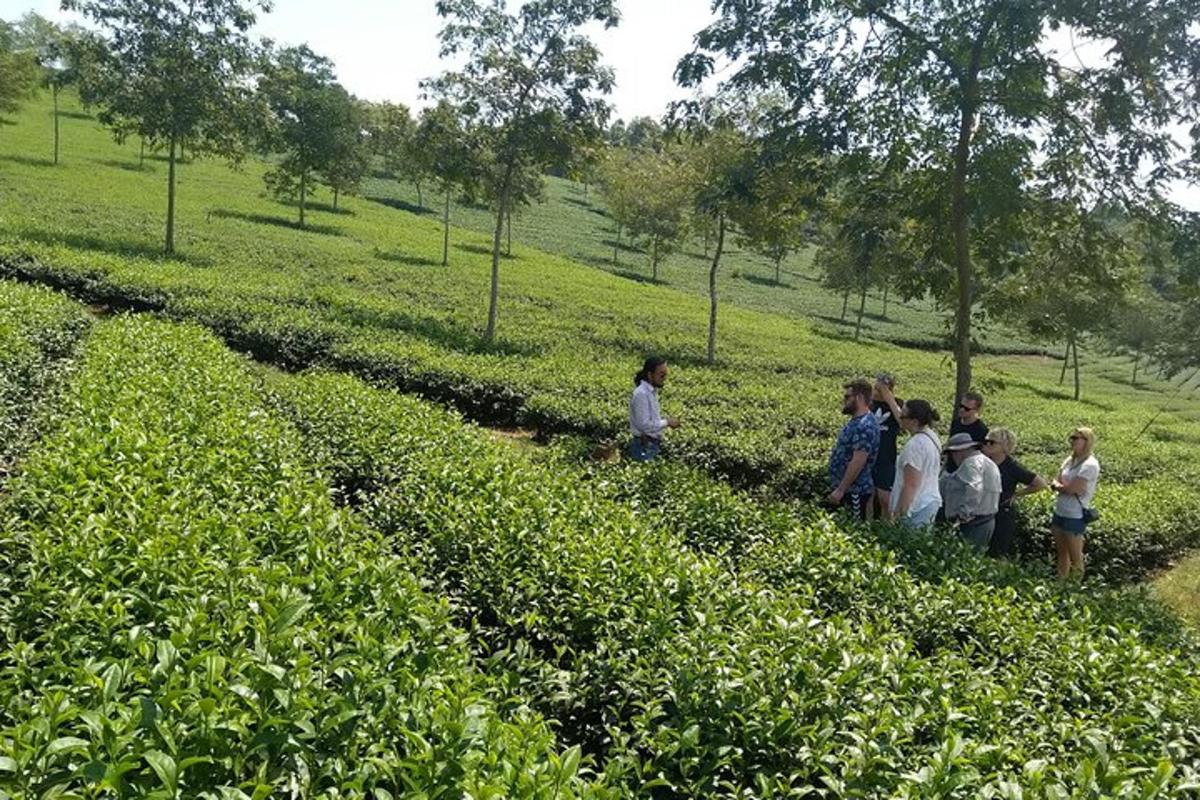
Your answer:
[1,0,719,122]
[3,0,1197,209]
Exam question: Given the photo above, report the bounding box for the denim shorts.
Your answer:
[627,438,661,463]
[1052,513,1088,536]
[900,501,940,529]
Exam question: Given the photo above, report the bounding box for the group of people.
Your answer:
[628,358,1102,579]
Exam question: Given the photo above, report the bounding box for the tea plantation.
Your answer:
[0,290,1198,796]
[2,93,1200,796]
[2,94,1198,581]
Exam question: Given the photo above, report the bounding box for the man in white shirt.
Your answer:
[940,433,1002,553]
[628,356,680,462]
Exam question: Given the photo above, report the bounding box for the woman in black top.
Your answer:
[982,427,1049,558]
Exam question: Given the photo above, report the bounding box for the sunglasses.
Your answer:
[959,404,977,412]
[1069,435,1083,442]
[983,439,998,445]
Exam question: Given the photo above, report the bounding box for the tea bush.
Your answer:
[268,369,1200,798]
[0,317,600,799]
[0,281,90,472]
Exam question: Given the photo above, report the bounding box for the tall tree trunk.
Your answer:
[506,208,513,257]
[442,187,451,267]
[951,96,979,408]
[707,213,726,365]
[841,287,851,321]
[1059,342,1071,385]
[882,283,890,319]
[774,254,782,284]
[299,170,307,229]
[1132,351,1140,385]
[613,224,621,266]
[703,228,710,258]
[52,84,60,165]
[165,133,177,254]
[651,237,659,281]
[854,280,869,341]
[1071,333,1081,401]
[484,166,515,344]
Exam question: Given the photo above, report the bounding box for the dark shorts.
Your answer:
[1052,514,1088,536]
[840,492,871,521]
[872,459,896,492]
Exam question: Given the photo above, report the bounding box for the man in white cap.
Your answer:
[939,432,1002,553]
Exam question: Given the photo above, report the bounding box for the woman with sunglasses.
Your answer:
[1050,427,1101,579]
[982,428,1049,559]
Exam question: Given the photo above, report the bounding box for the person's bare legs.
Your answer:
[874,488,891,521]
[1066,533,1086,579]
[1053,527,1072,579]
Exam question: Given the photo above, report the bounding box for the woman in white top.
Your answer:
[1050,426,1100,580]
[888,399,942,528]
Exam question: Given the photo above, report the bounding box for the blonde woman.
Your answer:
[1050,427,1100,579]
[982,428,1049,559]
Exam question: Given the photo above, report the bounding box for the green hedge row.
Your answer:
[3,251,1197,583]
[0,317,598,799]
[0,281,91,473]
[268,369,1200,798]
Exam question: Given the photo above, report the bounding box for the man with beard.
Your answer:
[827,379,881,520]
[628,355,680,462]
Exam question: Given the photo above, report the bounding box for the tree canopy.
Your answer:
[65,0,268,253]
[680,0,1200,401]
[426,0,619,343]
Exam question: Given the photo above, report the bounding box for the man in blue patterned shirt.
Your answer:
[827,379,881,520]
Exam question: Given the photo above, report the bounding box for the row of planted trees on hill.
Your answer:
[9,0,1200,396]
[677,0,1200,404]
[26,2,484,260]
[596,105,818,363]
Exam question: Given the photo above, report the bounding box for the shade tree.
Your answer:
[815,169,908,341]
[257,44,357,228]
[425,0,619,344]
[680,0,1200,404]
[989,198,1138,400]
[685,121,759,364]
[736,150,818,285]
[321,98,369,211]
[0,19,42,126]
[65,0,267,254]
[600,145,693,280]
[412,100,480,266]
[13,13,87,164]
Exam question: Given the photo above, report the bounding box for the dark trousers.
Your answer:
[988,506,1018,558]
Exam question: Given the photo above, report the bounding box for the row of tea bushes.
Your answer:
[0,317,598,799]
[267,369,1200,798]
[0,281,90,472]
[3,248,1198,582]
